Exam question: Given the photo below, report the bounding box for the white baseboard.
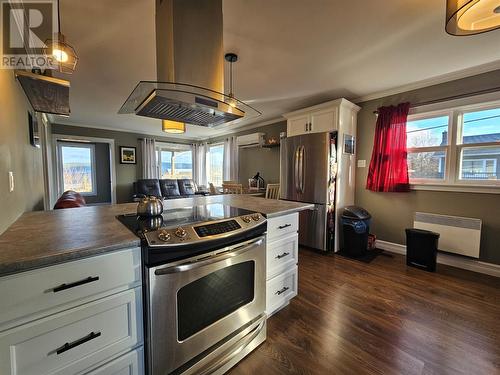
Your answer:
[376,240,500,278]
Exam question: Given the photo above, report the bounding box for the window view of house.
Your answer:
[57,142,96,194]
[158,149,193,179]
[460,108,500,181]
[406,115,449,180]
[207,144,224,186]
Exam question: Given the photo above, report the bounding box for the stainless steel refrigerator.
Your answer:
[280,132,337,251]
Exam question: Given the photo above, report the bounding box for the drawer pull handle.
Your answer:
[278,224,291,229]
[53,276,99,293]
[276,252,290,259]
[56,331,101,355]
[276,286,290,295]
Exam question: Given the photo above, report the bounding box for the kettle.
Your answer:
[137,196,164,217]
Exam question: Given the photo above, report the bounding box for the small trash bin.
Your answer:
[341,206,371,257]
[405,228,440,272]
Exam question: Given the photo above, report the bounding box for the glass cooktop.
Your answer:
[117,203,255,239]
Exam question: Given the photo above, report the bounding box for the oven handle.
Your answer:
[154,236,265,275]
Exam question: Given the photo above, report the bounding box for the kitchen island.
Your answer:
[0,195,311,375]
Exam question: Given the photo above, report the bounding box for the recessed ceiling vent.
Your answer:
[118,0,260,127]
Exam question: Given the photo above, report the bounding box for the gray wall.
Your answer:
[51,124,191,203]
[0,69,45,235]
[355,69,500,265]
[209,121,287,185]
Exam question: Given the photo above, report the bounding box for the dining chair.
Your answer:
[222,183,243,194]
[265,184,280,200]
[209,183,219,195]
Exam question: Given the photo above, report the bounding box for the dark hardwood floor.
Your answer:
[230,249,500,375]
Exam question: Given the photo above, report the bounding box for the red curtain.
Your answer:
[366,102,411,192]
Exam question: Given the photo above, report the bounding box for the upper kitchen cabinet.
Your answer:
[284,98,360,137]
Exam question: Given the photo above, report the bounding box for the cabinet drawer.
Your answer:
[0,287,143,375]
[267,234,298,280]
[266,266,298,316]
[266,213,298,241]
[85,347,144,375]
[0,247,141,331]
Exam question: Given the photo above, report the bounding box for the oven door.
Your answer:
[147,235,266,375]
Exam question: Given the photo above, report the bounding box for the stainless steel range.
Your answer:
[117,204,267,375]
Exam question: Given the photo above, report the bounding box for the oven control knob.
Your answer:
[242,216,251,223]
[175,227,187,238]
[158,230,171,242]
[251,213,260,221]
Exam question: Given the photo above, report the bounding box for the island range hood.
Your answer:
[118,0,260,127]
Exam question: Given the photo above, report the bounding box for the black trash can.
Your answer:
[341,206,371,257]
[405,228,440,272]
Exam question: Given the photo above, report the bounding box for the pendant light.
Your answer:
[446,0,500,35]
[44,0,78,73]
[162,120,186,134]
[225,53,238,108]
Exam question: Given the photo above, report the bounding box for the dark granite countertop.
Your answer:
[0,195,312,277]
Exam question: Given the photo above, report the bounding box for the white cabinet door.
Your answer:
[266,233,298,280]
[310,108,337,133]
[266,213,299,242]
[287,114,310,137]
[85,347,144,375]
[0,288,143,375]
[266,266,298,316]
[0,247,141,331]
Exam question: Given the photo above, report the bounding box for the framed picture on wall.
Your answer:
[120,146,136,164]
[343,134,355,155]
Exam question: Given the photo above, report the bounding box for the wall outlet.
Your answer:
[8,171,14,192]
[357,160,366,168]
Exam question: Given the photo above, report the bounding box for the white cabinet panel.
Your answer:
[0,287,143,375]
[266,213,299,242]
[85,347,144,375]
[266,266,298,316]
[287,115,310,137]
[0,247,141,331]
[310,108,337,133]
[266,234,298,280]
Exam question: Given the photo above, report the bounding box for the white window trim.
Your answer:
[207,143,224,187]
[156,142,193,179]
[56,141,97,196]
[407,97,500,193]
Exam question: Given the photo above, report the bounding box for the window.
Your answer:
[156,144,193,179]
[206,144,224,186]
[406,102,500,190]
[57,142,96,195]
[406,115,449,181]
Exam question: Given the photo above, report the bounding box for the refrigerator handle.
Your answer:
[294,146,300,193]
[298,145,305,194]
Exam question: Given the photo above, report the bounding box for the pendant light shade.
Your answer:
[162,120,186,134]
[446,0,500,35]
[44,0,78,73]
[45,32,78,73]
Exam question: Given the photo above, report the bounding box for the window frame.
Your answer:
[406,99,500,193]
[56,141,97,196]
[156,142,193,180]
[206,143,224,187]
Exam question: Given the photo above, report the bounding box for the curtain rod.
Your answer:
[372,85,500,114]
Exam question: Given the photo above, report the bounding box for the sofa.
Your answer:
[132,179,209,201]
[54,190,87,209]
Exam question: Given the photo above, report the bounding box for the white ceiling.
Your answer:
[53,0,500,140]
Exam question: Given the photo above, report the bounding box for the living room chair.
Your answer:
[265,184,280,199]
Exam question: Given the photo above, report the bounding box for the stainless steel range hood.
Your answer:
[118,0,259,127]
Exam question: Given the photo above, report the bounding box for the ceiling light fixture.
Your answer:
[446,0,500,35]
[225,53,238,108]
[162,120,186,134]
[44,0,78,73]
